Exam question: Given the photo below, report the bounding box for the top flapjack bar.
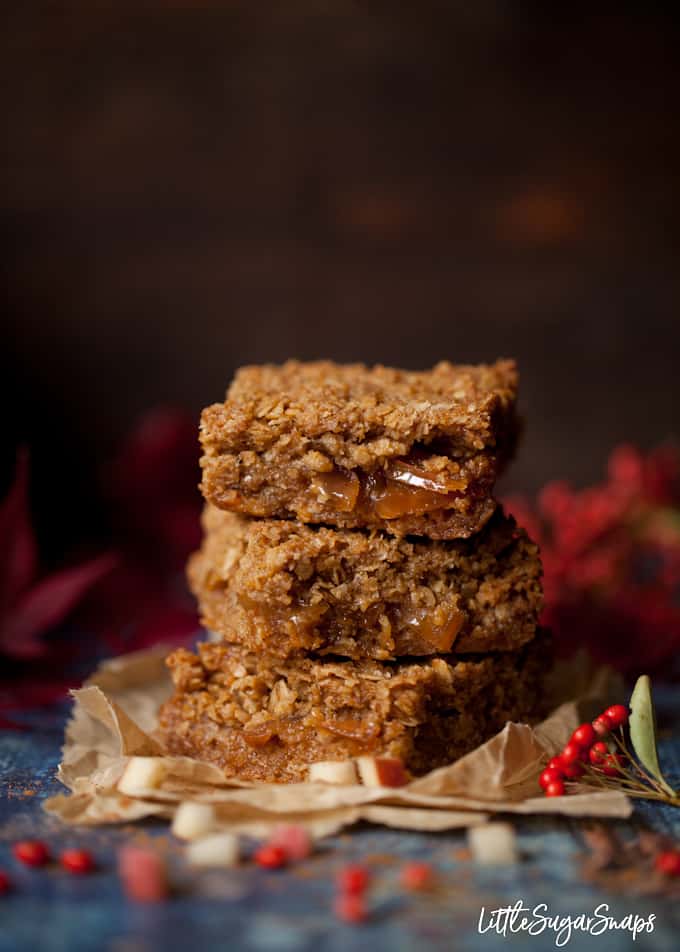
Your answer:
[200,359,519,539]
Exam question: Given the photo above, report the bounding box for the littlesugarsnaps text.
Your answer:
[478,901,655,947]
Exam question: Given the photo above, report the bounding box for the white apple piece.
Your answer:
[172,802,218,840]
[186,833,240,868]
[356,755,408,788]
[118,757,167,796]
[467,822,518,866]
[308,760,359,785]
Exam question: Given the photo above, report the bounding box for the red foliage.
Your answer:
[74,407,201,656]
[0,450,115,662]
[103,407,201,570]
[505,443,680,673]
[1,410,201,720]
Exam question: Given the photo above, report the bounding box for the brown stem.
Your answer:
[579,753,680,807]
[604,731,646,788]
[611,729,675,797]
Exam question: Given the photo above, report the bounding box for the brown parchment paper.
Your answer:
[44,646,633,836]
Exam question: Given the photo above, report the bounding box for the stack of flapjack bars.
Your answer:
[160,360,549,783]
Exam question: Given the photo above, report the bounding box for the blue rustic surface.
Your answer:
[2,690,680,952]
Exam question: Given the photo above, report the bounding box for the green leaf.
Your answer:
[629,675,675,796]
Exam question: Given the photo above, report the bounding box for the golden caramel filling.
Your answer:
[311,458,469,520]
[385,459,468,494]
[321,717,380,741]
[243,722,277,747]
[241,597,327,649]
[311,470,360,512]
[369,478,450,519]
[286,603,328,636]
[243,715,379,752]
[397,602,465,653]
[242,589,463,658]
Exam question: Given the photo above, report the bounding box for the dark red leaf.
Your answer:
[103,407,201,568]
[0,448,38,611]
[0,553,117,658]
[126,604,199,650]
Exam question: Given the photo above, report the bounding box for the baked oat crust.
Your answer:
[190,505,543,660]
[158,632,551,783]
[200,359,519,538]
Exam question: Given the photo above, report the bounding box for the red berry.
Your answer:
[12,841,50,867]
[118,846,168,903]
[0,870,10,895]
[547,757,564,772]
[604,705,629,728]
[400,862,433,891]
[336,864,371,895]
[592,715,613,738]
[269,824,312,861]
[561,762,584,780]
[589,741,609,766]
[601,753,626,777]
[60,849,95,874]
[544,780,565,797]
[655,850,680,877]
[333,892,368,924]
[571,723,596,749]
[560,742,582,766]
[254,844,287,869]
[539,767,564,790]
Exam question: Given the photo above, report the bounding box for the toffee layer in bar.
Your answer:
[190,505,542,660]
[200,360,519,539]
[159,633,551,783]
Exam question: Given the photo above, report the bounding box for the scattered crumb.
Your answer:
[363,853,397,866]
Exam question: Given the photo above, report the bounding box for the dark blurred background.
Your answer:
[2,3,679,553]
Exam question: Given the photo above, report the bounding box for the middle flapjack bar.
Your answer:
[189,505,543,661]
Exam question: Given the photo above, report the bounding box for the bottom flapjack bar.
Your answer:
[158,632,551,783]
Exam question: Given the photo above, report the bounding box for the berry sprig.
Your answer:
[539,678,680,806]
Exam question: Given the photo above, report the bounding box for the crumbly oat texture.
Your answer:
[190,505,543,660]
[158,633,550,783]
[200,359,519,539]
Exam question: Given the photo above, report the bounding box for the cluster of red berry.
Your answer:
[505,443,680,673]
[332,860,433,924]
[539,704,630,797]
[0,840,95,892]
